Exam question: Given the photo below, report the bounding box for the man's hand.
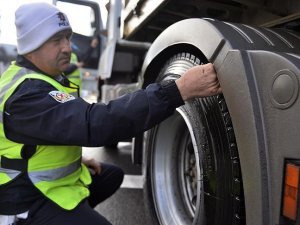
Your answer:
[175,63,221,101]
[82,157,101,175]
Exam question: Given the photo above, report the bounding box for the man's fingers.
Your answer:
[176,63,222,100]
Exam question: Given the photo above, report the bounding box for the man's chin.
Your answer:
[60,63,70,72]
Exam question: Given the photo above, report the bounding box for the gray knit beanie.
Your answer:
[15,2,72,55]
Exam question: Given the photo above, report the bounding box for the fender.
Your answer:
[141,18,230,87]
[140,18,300,225]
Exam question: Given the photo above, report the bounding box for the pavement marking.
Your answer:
[121,174,144,189]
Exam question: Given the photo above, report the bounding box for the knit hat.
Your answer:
[15,2,72,55]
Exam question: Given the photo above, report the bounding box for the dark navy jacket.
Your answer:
[4,56,184,147]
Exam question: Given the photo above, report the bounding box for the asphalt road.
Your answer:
[83,143,152,225]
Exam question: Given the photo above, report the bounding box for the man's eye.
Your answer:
[51,38,60,42]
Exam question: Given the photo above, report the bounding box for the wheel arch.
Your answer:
[141,18,230,87]
[141,43,207,87]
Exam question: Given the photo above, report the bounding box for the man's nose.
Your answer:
[61,38,71,53]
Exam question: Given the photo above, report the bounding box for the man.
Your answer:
[0,2,221,225]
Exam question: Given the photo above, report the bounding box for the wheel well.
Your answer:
[142,43,208,88]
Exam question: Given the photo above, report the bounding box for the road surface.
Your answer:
[83,143,152,225]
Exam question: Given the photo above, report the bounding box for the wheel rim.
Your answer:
[151,109,202,225]
[178,108,200,218]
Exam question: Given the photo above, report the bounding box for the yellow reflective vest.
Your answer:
[0,63,91,210]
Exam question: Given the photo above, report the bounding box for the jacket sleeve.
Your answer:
[3,79,184,147]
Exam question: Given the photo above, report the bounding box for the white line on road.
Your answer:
[121,175,144,189]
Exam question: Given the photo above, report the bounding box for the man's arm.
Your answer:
[3,63,221,147]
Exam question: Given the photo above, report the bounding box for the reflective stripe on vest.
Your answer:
[29,158,81,184]
[0,67,27,124]
[0,167,21,180]
[0,63,91,210]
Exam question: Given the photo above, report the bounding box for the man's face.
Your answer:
[26,29,73,76]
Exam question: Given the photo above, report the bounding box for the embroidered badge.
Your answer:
[49,91,75,103]
[57,12,69,27]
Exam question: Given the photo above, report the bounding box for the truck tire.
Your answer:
[144,53,245,225]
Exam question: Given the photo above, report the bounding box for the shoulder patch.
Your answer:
[49,91,75,103]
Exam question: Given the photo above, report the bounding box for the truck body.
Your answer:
[18,0,300,224]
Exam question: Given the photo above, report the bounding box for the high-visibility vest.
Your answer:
[66,53,82,88]
[0,63,91,210]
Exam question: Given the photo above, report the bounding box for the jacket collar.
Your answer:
[16,55,48,75]
[15,55,70,86]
